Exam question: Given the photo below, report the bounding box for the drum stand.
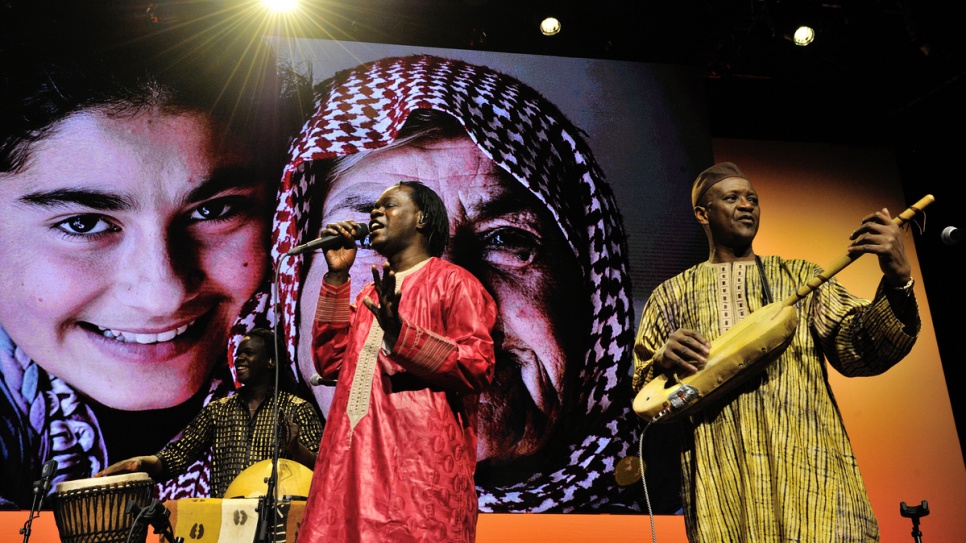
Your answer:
[900,500,929,543]
[252,292,287,543]
[125,499,184,543]
[253,415,284,543]
[19,460,57,543]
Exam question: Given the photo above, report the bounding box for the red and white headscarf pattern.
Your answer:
[235,55,641,512]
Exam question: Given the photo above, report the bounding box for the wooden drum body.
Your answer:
[51,472,155,543]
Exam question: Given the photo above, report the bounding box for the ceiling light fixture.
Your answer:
[539,17,561,36]
[792,24,816,46]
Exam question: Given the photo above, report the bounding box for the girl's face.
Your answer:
[0,109,272,409]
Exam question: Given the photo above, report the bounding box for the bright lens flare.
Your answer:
[263,0,298,13]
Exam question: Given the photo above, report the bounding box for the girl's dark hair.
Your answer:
[0,0,300,177]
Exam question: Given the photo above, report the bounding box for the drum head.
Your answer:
[224,459,313,499]
[55,472,153,494]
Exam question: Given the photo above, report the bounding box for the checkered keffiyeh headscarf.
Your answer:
[236,54,640,512]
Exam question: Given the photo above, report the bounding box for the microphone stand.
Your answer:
[900,500,929,543]
[125,499,184,543]
[252,259,287,543]
[20,460,56,543]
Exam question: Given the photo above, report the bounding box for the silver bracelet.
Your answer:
[893,278,914,292]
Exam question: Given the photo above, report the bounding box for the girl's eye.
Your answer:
[55,214,118,236]
[190,198,235,221]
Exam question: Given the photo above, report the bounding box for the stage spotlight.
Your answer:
[262,0,298,13]
[539,17,561,36]
[792,24,815,46]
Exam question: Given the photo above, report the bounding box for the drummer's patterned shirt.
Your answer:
[632,256,919,543]
[155,389,322,498]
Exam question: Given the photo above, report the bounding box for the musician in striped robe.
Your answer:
[632,162,920,542]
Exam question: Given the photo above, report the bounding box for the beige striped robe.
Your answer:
[633,256,919,542]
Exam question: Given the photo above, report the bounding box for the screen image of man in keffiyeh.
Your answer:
[260,47,712,513]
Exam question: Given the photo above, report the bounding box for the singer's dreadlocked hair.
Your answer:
[398,180,450,257]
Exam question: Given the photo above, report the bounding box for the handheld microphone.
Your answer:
[309,374,338,386]
[941,226,965,245]
[286,223,369,256]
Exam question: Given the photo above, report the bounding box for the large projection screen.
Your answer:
[2,31,964,542]
[269,37,712,515]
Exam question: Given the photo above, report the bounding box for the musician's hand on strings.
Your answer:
[848,208,912,287]
[655,329,711,375]
[363,262,403,349]
[94,455,163,479]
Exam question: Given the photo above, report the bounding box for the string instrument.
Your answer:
[633,194,934,423]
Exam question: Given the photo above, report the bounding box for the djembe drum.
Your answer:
[51,472,155,543]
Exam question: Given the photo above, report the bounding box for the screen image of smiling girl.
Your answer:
[0,3,297,507]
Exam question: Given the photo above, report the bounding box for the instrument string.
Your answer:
[755,256,774,305]
[637,422,658,543]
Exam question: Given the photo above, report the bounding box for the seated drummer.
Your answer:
[96,328,322,498]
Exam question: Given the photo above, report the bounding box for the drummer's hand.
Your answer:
[848,208,912,287]
[279,415,316,470]
[280,414,301,454]
[655,329,710,375]
[94,456,162,479]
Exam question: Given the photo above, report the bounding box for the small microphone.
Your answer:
[34,459,57,495]
[309,374,337,386]
[941,226,965,245]
[286,223,369,256]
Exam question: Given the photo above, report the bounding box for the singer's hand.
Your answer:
[848,208,912,287]
[363,262,402,348]
[95,455,162,480]
[321,220,363,285]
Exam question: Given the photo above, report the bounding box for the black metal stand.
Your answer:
[19,460,57,543]
[253,459,280,543]
[18,487,45,543]
[251,255,295,543]
[900,500,929,543]
[125,499,184,543]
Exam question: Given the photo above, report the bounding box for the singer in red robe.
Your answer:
[298,181,497,543]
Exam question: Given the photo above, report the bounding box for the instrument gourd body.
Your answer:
[633,301,799,422]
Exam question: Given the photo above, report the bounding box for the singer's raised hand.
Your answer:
[363,262,402,348]
[321,220,363,286]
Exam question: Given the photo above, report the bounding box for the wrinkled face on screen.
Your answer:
[0,109,272,410]
[297,132,589,463]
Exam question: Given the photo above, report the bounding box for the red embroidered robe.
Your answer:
[298,257,497,543]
